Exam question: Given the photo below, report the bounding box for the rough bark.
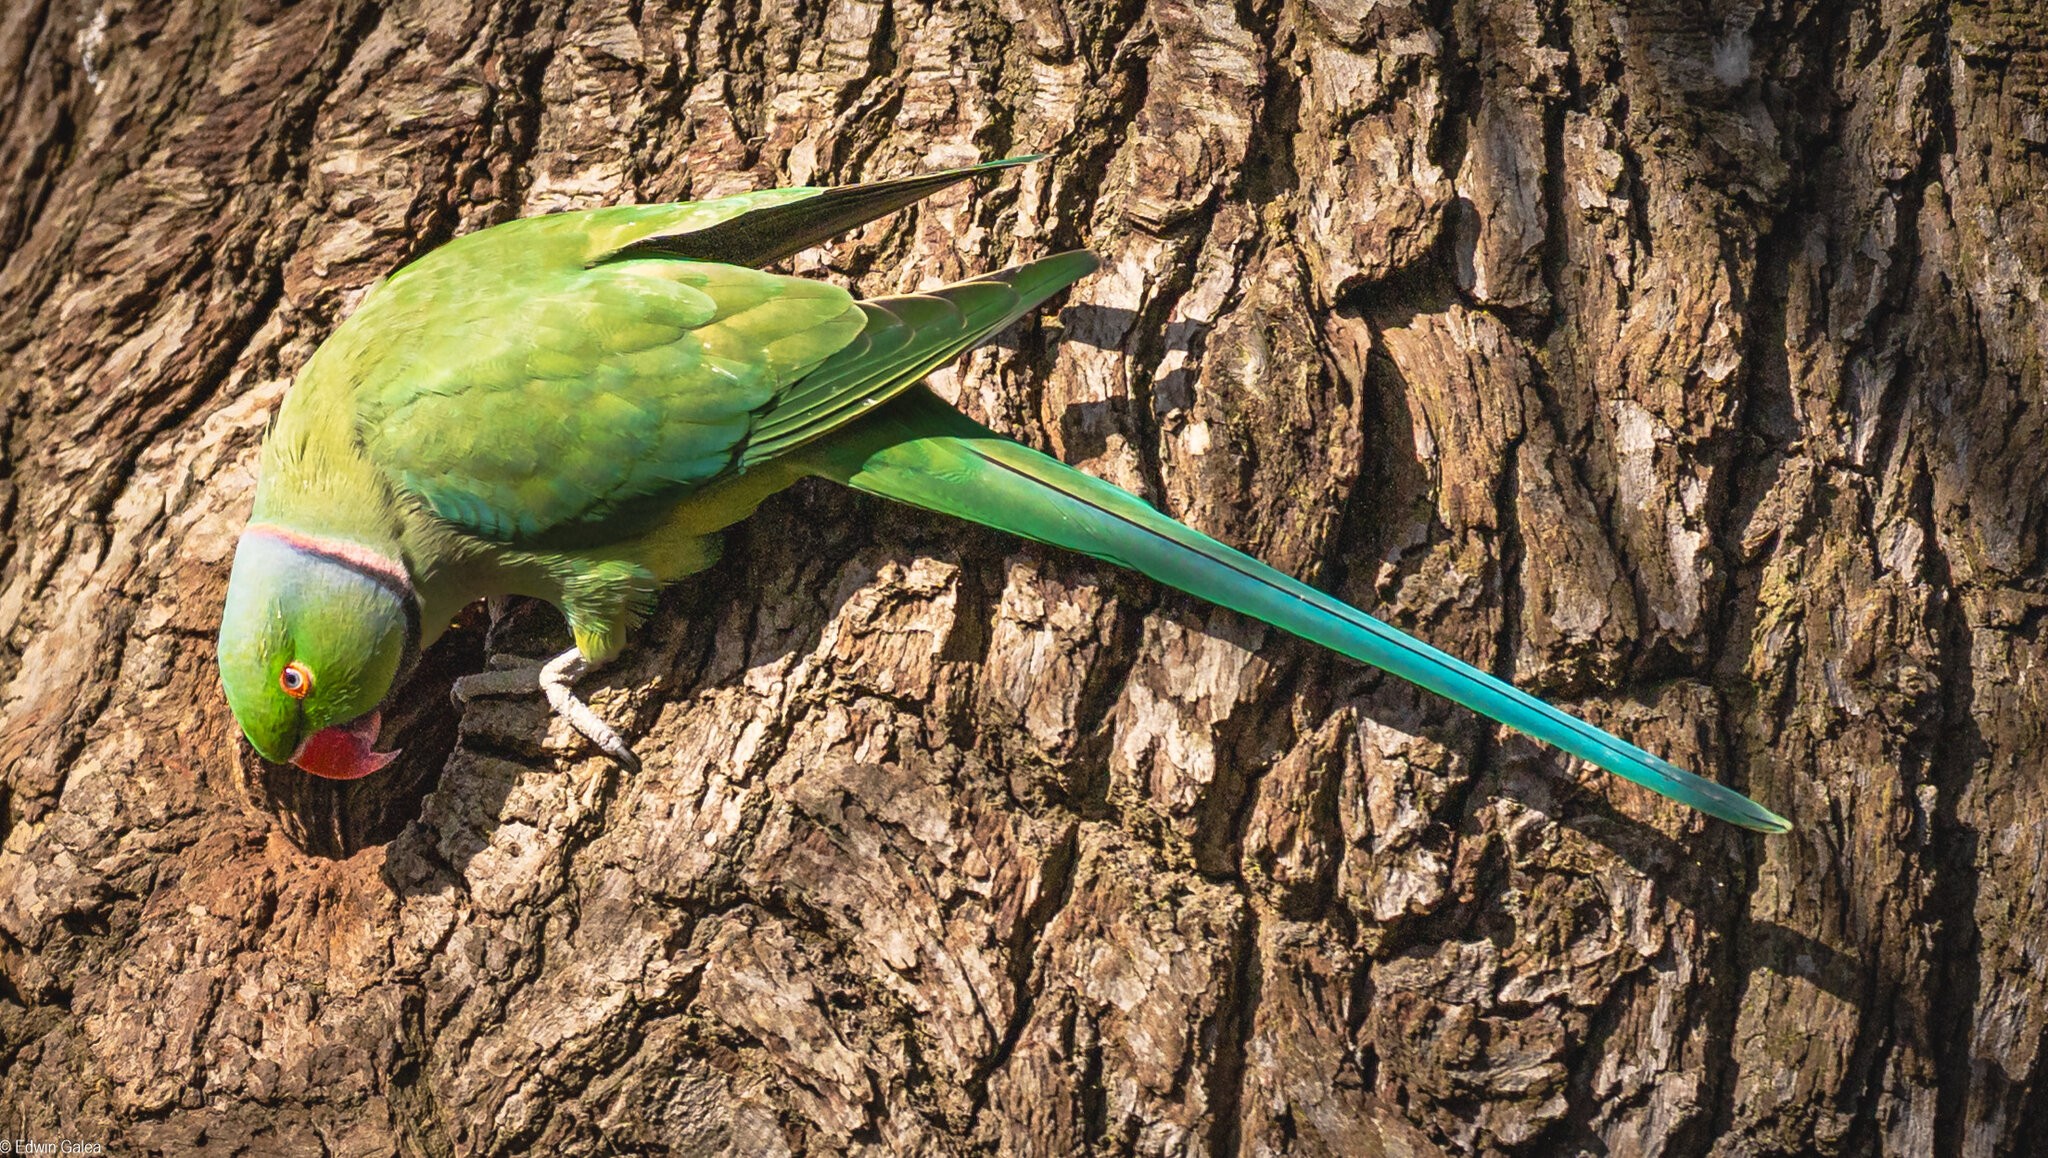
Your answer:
[2,0,2044,1154]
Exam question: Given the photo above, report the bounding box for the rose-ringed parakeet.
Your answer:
[214,157,1790,833]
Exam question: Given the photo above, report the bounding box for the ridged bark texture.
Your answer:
[2,0,2043,1154]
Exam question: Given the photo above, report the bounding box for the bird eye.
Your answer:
[279,661,313,698]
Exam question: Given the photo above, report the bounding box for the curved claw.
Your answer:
[538,650,642,773]
[449,647,642,772]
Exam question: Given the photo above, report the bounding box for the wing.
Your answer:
[350,248,1097,549]
[333,156,1056,546]
[354,258,868,546]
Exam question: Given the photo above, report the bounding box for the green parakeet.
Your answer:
[215,157,1789,833]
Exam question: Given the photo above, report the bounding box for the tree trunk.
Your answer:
[3,0,2043,1153]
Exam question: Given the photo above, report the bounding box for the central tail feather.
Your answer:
[804,387,1790,833]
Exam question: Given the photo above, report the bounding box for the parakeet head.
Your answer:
[216,526,416,778]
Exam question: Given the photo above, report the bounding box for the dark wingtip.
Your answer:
[961,154,1044,170]
[1750,805,1794,835]
[945,154,1047,179]
[1698,781,1792,833]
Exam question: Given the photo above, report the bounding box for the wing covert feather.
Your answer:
[741,250,1102,467]
[354,259,863,544]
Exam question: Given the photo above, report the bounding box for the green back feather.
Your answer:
[324,195,1086,553]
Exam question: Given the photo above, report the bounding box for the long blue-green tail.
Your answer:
[803,386,1789,833]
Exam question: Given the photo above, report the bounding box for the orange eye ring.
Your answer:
[279,661,313,698]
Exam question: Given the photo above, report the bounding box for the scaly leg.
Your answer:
[451,646,642,773]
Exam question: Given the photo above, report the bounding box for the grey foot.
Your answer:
[451,646,642,773]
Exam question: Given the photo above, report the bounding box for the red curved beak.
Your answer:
[291,711,400,780]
